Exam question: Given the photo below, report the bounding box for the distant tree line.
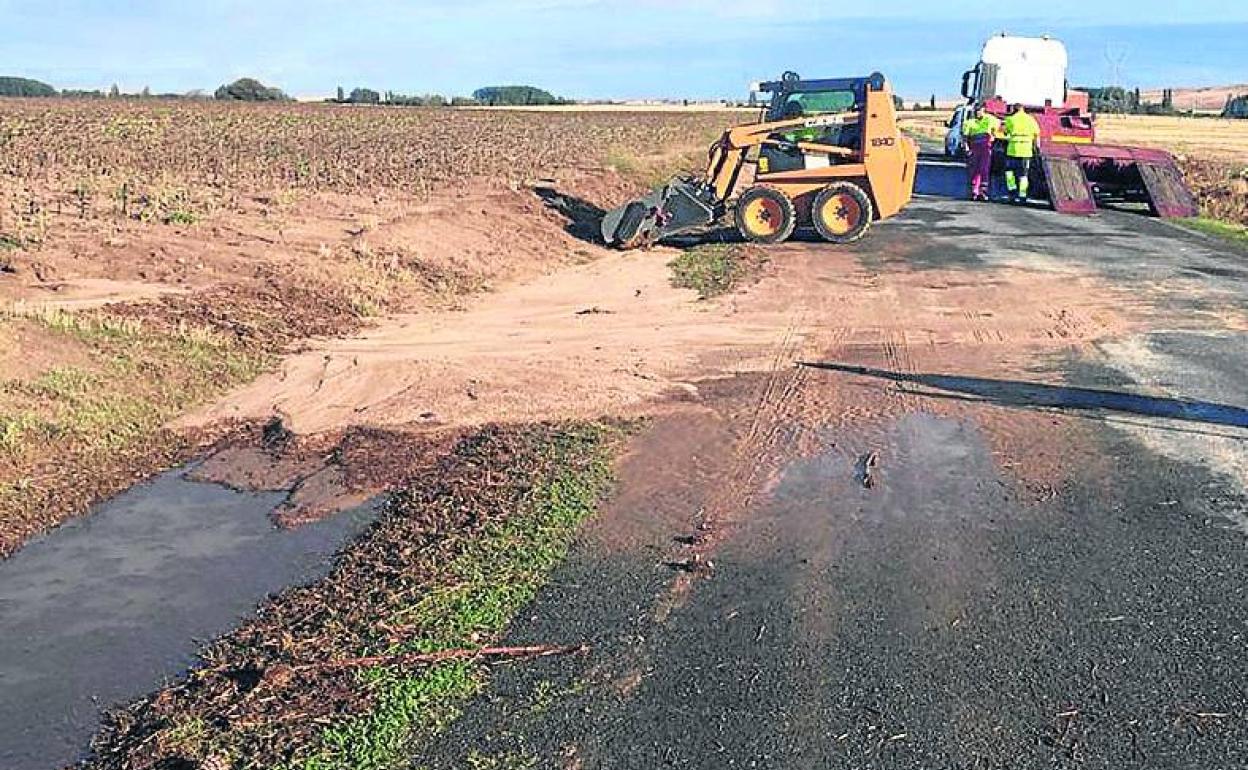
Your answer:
[327,86,478,107]
[214,78,290,101]
[1079,86,1182,116]
[324,84,572,108]
[2,74,573,108]
[1223,94,1248,119]
[0,76,57,97]
[0,74,256,101]
[328,84,572,107]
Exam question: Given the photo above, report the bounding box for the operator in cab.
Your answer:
[961,103,1000,202]
[1002,103,1041,204]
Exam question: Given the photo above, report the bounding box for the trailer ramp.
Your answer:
[1039,142,1199,218]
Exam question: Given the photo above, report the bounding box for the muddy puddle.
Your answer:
[0,469,379,770]
[769,411,1006,530]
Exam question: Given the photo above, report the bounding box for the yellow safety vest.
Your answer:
[1003,111,1041,158]
[962,113,1000,139]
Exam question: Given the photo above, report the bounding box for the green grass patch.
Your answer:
[0,318,266,457]
[669,243,768,299]
[3,305,145,342]
[0,412,52,456]
[19,366,99,401]
[287,424,620,770]
[1178,216,1248,246]
[0,312,271,556]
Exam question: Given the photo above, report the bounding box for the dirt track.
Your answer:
[185,193,1151,450]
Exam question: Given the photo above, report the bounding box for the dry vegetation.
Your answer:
[0,98,725,200]
[0,99,724,555]
[1095,114,1248,163]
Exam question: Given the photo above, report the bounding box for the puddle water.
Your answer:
[743,412,1013,637]
[772,411,1002,526]
[0,469,379,770]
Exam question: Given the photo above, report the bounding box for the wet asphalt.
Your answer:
[414,188,1248,768]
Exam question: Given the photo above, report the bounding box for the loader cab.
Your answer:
[759,72,881,122]
[754,72,883,173]
[770,88,858,120]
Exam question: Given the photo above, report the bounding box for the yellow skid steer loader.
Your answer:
[602,72,917,248]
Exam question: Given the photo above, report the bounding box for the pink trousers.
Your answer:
[967,135,993,199]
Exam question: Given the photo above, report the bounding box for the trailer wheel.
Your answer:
[812,182,874,244]
[735,187,796,244]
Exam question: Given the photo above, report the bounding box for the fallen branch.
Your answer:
[859,452,879,489]
[289,643,588,673]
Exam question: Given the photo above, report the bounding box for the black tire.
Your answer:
[735,186,796,244]
[812,182,874,244]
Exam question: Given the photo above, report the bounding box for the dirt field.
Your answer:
[1095,114,1248,162]
[1140,83,1248,113]
[0,99,731,554]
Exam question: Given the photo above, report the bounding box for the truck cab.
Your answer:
[962,34,1069,108]
[945,34,1093,156]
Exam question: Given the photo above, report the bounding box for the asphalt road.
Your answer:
[414,191,1247,769]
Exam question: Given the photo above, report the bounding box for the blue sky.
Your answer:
[2,1,1245,100]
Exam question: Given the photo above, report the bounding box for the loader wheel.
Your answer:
[735,187,796,244]
[813,182,873,244]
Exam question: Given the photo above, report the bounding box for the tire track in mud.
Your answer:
[563,310,820,752]
[653,309,812,623]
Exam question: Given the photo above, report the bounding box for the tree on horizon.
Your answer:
[214,77,290,102]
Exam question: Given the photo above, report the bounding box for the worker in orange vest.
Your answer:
[1002,103,1042,204]
[961,103,1000,202]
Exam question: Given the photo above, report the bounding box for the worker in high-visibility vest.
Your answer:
[961,103,1000,202]
[1002,103,1042,204]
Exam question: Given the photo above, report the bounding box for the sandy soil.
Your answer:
[184,229,1134,438]
[1140,84,1248,112]
[159,183,1148,527]
[0,175,631,309]
[1,277,186,310]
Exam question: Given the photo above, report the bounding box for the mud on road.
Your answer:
[404,198,1248,768]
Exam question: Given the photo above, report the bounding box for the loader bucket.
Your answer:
[1038,142,1199,218]
[601,178,717,249]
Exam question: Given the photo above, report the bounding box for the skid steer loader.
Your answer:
[601,72,917,249]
